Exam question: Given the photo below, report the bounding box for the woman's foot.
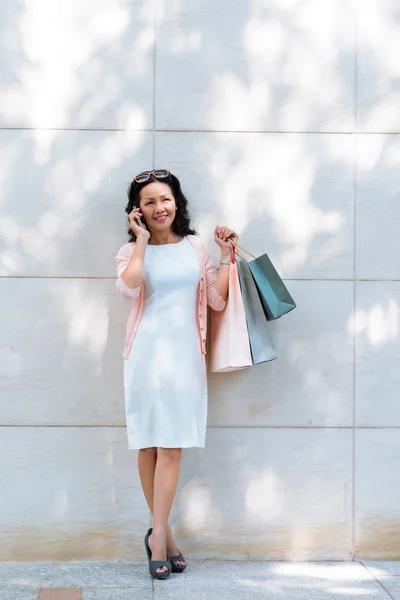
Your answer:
[166,524,186,570]
[148,529,169,576]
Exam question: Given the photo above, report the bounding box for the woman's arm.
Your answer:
[120,235,148,289]
[115,209,150,300]
[204,225,239,310]
[115,245,141,300]
[213,246,232,302]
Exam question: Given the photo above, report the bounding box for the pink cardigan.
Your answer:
[115,234,227,359]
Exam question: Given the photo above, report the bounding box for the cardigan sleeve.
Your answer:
[115,243,142,301]
[201,239,227,311]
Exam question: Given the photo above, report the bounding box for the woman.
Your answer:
[115,169,238,579]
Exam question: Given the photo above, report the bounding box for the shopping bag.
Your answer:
[210,257,252,373]
[236,256,278,364]
[232,241,296,321]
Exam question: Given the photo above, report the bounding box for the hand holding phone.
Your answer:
[128,208,149,239]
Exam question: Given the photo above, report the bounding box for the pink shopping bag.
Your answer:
[210,253,253,373]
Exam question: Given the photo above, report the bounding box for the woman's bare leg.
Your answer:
[138,447,185,574]
[138,447,157,510]
[138,447,183,554]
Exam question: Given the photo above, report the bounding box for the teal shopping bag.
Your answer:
[232,241,296,321]
[236,256,278,364]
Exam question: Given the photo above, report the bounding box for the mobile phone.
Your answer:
[135,215,146,229]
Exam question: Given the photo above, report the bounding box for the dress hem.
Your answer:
[128,443,205,450]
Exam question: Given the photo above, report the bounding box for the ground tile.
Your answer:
[154,561,391,600]
[0,562,149,588]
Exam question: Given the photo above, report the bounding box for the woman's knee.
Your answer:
[139,447,157,459]
[157,447,182,461]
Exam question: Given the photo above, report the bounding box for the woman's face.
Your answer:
[139,181,177,233]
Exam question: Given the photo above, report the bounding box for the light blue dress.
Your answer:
[123,237,207,449]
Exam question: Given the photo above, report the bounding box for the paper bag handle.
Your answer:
[229,239,257,260]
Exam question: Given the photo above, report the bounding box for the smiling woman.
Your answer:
[124,169,197,245]
[115,168,238,580]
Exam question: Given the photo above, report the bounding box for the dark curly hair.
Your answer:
[125,172,198,242]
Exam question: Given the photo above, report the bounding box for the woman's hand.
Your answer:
[128,208,150,240]
[213,226,239,301]
[214,225,239,250]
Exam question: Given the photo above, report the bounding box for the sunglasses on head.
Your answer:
[133,169,170,184]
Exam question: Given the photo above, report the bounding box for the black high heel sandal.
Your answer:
[144,528,172,580]
[168,550,187,573]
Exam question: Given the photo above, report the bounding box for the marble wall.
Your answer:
[1,0,399,560]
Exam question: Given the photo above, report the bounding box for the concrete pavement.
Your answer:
[1,560,400,599]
